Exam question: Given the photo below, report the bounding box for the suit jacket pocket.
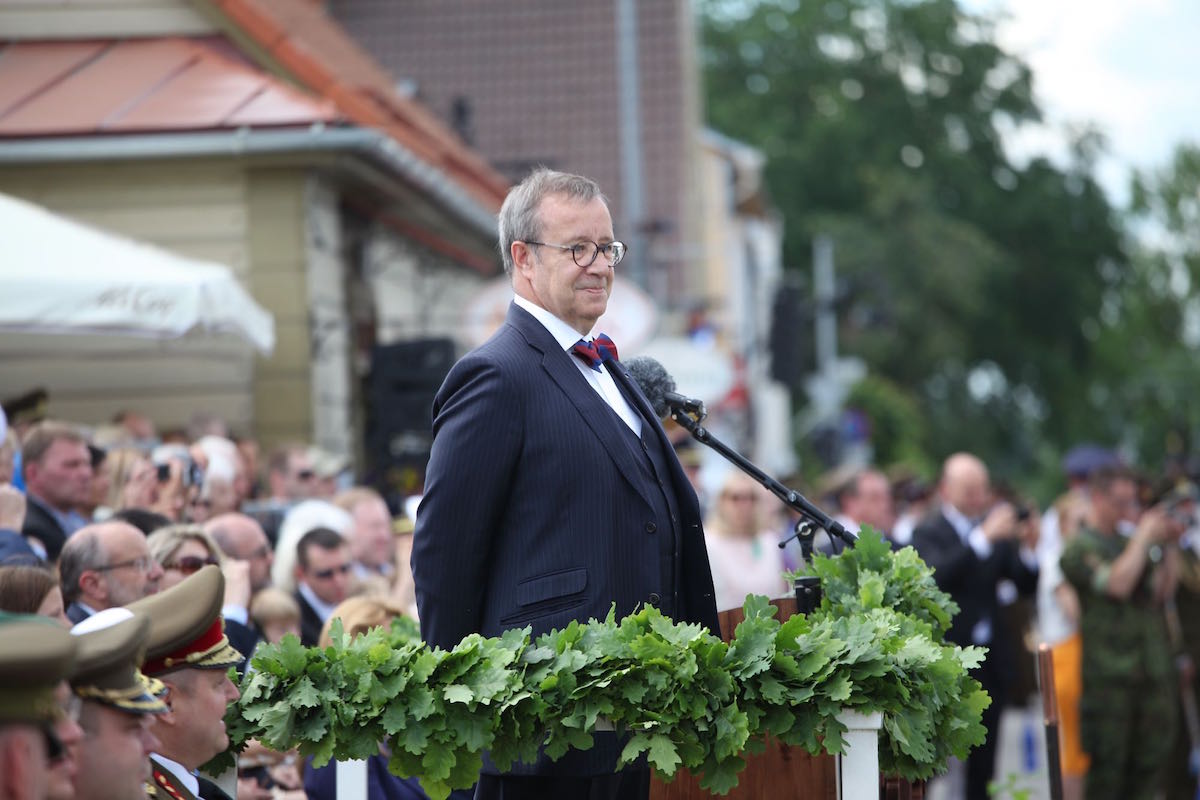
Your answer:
[500,567,588,625]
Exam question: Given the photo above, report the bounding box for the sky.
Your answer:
[963,0,1200,207]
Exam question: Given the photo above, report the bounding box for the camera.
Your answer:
[1015,506,1032,522]
[154,458,204,487]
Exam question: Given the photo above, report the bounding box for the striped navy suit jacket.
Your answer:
[412,302,718,776]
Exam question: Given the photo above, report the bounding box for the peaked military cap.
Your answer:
[0,612,77,724]
[70,608,167,715]
[125,565,242,676]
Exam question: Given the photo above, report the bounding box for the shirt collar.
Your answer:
[941,502,976,539]
[298,581,338,622]
[513,295,593,352]
[151,753,199,798]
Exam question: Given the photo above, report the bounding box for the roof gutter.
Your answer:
[0,125,499,239]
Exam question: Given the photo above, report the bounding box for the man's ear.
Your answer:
[511,240,536,278]
[78,570,106,603]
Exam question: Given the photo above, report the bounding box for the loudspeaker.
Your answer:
[364,338,457,504]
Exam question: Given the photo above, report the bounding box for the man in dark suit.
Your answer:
[292,527,351,647]
[20,420,93,561]
[912,452,1038,800]
[412,168,719,800]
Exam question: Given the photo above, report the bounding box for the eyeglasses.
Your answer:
[42,724,64,761]
[524,240,626,268]
[163,555,220,575]
[295,469,316,481]
[723,492,758,503]
[94,556,155,573]
[311,563,352,580]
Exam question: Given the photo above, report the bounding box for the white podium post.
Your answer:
[836,709,882,800]
[335,759,368,798]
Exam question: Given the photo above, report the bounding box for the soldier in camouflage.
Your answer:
[1061,465,1185,800]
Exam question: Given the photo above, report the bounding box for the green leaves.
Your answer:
[220,533,984,794]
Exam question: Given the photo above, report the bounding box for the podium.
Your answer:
[649,598,925,800]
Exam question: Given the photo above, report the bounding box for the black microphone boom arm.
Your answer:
[668,407,858,550]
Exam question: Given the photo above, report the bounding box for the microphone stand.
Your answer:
[668,403,857,614]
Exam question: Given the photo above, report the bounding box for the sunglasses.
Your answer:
[164,555,220,575]
[311,563,352,580]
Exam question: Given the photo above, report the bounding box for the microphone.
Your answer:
[625,357,706,419]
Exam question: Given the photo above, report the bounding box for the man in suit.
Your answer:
[912,452,1038,800]
[412,168,719,800]
[292,527,351,647]
[59,521,164,624]
[20,421,93,562]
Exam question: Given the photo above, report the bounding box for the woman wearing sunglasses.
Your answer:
[146,525,225,592]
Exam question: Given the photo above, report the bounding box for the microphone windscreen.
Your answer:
[625,356,675,419]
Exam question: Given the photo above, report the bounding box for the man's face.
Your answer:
[943,467,991,521]
[29,438,92,510]
[222,518,273,593]
[74,703,159,800]
[846,473,894,532]
[351,498,394,569]
[95,524,163,607]
[1093,478,1140,532]
[160,670,239,769]
[515,194,615,335]
[46,682,83,800]
[284,453,318,501]
[299,544,352,606]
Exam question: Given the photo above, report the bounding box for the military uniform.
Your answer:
[127,566,243,800]
[0,612,78,800]
[1165,542,1200,800]
[1061,525,1178,800]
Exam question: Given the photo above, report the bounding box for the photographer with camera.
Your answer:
[912,452,1040,800]
[1060,465,1185,800]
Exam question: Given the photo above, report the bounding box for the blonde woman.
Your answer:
[702,472,790,613]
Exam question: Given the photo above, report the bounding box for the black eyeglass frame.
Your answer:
[524,240,626,268]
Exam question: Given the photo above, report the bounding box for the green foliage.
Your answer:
[700,0,1129,482]
[843,373,932,476]
[220,532,984,796]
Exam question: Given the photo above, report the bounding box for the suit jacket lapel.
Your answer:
[507,304,655,508]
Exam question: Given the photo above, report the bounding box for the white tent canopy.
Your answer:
[0,192,274,354]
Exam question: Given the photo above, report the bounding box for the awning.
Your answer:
[0,191,274,353]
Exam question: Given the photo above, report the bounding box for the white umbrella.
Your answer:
[0,192,274,354]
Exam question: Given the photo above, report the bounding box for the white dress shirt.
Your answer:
[513,296,642,436]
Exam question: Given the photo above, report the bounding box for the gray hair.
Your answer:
[58,529,106,604]
[497,168,607,276]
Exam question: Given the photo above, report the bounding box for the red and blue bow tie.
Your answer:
[571,334,619,371]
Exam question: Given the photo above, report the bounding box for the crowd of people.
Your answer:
[0,401,423,800]
[691,441,1200,800]
[5,164,1199,800]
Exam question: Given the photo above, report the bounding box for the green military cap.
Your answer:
[125,565,242,676]
[0,612,77,724]
[70,608,168,715]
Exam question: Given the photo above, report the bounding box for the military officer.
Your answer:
[126,566,243,800]
[69,609,169,800]
[1061,466,1184,800]
[0,614,78,800]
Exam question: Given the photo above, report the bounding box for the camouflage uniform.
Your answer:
[1061,525,1178,800]
[1166,544,1200,800]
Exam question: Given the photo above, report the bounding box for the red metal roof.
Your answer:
[200,0,509,208]
[0,38,339,137]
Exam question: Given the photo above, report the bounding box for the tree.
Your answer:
[700,0,1126,482]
